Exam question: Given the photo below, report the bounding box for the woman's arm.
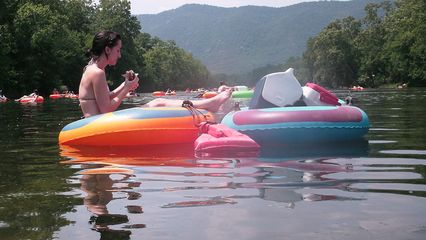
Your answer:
[110,82,126,99]
[92,70,139,113]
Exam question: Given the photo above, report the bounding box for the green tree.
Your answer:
[0,25,13,92]
[303,17,361,87]
[13,2,85,94]
[143,40,209,91]
[356,1,393,87]
[63,0,95,33]
[383,0,426,86]
[0,0,220,95]
[303,38,316,83]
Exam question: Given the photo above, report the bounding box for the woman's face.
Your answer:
[107,40,122,66]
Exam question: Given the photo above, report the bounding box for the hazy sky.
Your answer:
[130,0,318,15]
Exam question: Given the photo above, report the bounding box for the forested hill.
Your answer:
[138,0,382,74]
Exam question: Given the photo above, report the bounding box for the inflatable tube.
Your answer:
[165,91,176,95]
[221,106,369,144]
[59,107,214,146]
[64,93,78,99]
[351,86,364,91]
[202,91,218,99]
[233,86,249,91]
[19,96,44,103]
[232,90,253,99]
[152,91,166,96]
[49,94,63,99]
[125,92,138,98]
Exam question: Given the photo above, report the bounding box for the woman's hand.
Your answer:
[129,74,139,90]
[122,70,139,90]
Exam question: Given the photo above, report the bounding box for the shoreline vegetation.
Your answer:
[0,0,424,98]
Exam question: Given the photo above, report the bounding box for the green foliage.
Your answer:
[143,40,209,91]
[13,2,75,94]
[0,25,13,90]
[301,0,425,87]
[353,1,393,87]
[304,17,361,88]
[0,0,211,97]
[382,0,426,86]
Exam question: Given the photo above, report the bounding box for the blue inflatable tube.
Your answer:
[221,106,369,144]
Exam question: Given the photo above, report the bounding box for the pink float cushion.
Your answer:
[194,123,260,153]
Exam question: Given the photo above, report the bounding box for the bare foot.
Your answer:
[194,89,233,112]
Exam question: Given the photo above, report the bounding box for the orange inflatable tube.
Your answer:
[49,94,63,99]
[59,107,214,146]
[19,96,44,103]
[152,91,166,96]
[202,91,218,98]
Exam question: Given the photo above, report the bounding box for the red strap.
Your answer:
[306,83,340,105]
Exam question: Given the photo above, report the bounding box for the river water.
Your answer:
[0,88,425,240]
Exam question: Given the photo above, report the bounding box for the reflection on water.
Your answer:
[1,89,426,239]
[59,140,351,236]
[57,135,426,239]
[79,166,144,239]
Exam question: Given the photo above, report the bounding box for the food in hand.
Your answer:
[122,70,137,81]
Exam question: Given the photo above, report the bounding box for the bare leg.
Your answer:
[142,89,233,112]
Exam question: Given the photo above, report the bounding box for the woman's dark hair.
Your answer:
[87,30,121,59]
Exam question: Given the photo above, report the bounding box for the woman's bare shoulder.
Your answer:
[84,65,105,81]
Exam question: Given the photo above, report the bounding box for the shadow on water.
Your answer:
[259,140,369,160]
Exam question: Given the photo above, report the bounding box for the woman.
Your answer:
[79,30,232,118]
[79,31,139,118]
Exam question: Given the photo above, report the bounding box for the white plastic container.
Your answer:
[261,68,302,107]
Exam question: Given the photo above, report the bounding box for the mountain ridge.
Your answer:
[138,0,381,74]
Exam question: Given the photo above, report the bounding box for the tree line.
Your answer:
[302,0,425,88]
[239,0,425,88]
[0,0,424,98]
[0,0,211,98]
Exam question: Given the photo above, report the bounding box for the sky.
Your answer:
[130,0,318,15]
